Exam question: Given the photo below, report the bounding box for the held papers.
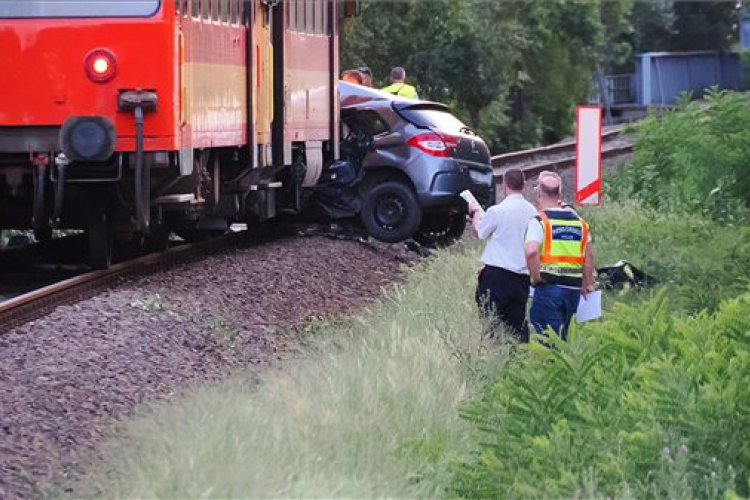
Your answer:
[576,290,602,323]
[459,190,485,216]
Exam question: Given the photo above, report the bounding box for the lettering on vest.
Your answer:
[551,225,582,240]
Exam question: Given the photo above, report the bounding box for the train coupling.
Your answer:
[118,90,157,232]
[117,90,158,112]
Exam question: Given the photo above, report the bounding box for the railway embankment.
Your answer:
[0,233,415,500]
[61,90,750,499]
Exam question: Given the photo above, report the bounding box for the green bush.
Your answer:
[450,290,750,499]
[609,89,750,222]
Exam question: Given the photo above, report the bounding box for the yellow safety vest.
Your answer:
[537,209,589,287]
[381,83,418,99]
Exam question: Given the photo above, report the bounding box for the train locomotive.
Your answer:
[0,0,354,267]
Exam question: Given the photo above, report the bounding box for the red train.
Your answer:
[0,0,355,267]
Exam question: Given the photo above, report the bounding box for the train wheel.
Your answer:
[33,226,52,243]
[87,208,113,269]
[141,223,170,253]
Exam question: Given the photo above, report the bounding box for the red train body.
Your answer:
[0,0,346,266]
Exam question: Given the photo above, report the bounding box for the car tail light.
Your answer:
[406,133,458,157]
[84,49,117,83]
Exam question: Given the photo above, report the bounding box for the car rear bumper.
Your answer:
[416,161,495,210]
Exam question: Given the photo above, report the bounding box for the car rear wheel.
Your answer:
[360,181,422,243]
[414,211,467,247]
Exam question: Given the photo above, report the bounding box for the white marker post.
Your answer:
[575,106,602,205]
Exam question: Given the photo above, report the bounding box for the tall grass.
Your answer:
[71,245,510,499]
[69,194,750,499]
[581,200,750,313]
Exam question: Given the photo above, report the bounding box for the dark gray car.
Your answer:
[339,82,494,245]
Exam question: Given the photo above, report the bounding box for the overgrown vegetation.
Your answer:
[341,0,740,152]
[609,90,750,222]
[69,197,750,499]
[451,290,750,499]
[583,200,750,313]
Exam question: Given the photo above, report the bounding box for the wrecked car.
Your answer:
[334,81,495,245]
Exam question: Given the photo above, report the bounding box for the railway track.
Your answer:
[491,125,634,180]
[0,237,227,335]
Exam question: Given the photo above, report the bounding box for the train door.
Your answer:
[177,0,194,177]
[254,0,274,167]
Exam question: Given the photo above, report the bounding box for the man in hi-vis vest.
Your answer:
[381,67,418,99]
[524,173,595,340]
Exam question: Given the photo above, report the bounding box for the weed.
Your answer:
[129,294,166,312]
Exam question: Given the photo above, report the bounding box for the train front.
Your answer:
[0,1,174,265]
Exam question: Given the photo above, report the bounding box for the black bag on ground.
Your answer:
[597,260,657,290]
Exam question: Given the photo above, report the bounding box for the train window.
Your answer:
[305,0,313,34]
[295,0,304,33]
[0,0,161,18]
[212,0,219,21]
[316,0,324,34]
[220,0,228,22]
[320,0,326,34]
[201,0,209,19]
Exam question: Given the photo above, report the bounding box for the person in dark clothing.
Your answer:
[466,168,537,341]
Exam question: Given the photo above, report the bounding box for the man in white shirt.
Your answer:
[466,168,537,341]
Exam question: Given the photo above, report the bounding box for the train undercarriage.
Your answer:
[0,142,321,268]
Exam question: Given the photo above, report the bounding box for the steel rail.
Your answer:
[491,125,626,170]
[493,142,634,181]
[0,238,226,335]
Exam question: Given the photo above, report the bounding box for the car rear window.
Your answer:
[0,0,161,18]
[398,107,466,132]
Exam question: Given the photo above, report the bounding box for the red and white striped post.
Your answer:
[575,106,602,205]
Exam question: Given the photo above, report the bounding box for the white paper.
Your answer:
[460,190,485,215]
[576,290,602,323]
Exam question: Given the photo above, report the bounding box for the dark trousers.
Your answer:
[475,265,530,342]
[529,284,581,341]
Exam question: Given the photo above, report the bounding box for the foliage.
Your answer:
[618,1,738,72]
[341,0,633,152]
[608,89,750,222]
[451,290,750,499]
[69,245,512,499]
[66,194,750,499]
[581,200,750,314]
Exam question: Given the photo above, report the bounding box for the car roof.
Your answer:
[339,81,449,113]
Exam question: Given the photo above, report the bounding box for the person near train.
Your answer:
[341,69,366,85]
[357,64,374,87]
[381,66,418,99]
[524,173,595,341]
[467,168,537,341]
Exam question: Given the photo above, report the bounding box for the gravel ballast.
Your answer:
[0,232,414,499]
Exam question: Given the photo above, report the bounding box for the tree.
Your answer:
[340,0,634,152]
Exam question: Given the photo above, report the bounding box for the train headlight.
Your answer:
[84,49,117,83]
[59,116,116,162]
